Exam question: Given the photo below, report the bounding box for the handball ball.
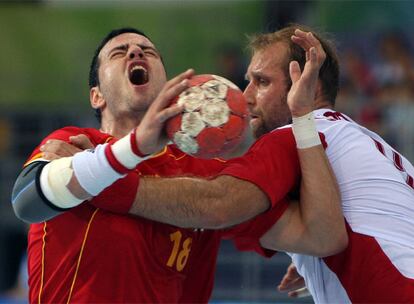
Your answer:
[166,74,248,159]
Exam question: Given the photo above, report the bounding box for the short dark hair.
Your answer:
[248,24,340,106]
[89,27,150,122]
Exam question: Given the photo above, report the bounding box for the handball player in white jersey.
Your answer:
[254,27,414,303]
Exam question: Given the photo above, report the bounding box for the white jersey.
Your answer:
[288,109,414,303]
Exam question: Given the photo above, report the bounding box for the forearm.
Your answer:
[260,119,346,256]
[130,175,269,229]
[260,145,346,257]
[296,145,347,255]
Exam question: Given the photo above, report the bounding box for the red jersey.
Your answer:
[181,127,301,301]
[26,127,290,303]
[220,127,301,208]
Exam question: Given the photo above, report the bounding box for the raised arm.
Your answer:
[260,30,346,256]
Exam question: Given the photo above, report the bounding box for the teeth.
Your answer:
[130,65,147,73]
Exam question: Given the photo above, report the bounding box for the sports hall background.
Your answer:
[1,1,414,303]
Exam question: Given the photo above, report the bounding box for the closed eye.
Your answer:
[142,47,159,58]
[144,50,157,57]
[254,76,269,86]
[110,51,126,59]
[258,78,269,85]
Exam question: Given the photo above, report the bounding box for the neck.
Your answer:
[100,111,145,138]
[314,98,334,111]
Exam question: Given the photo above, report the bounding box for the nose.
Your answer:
[243,82,255,105]
[128,46,145,60]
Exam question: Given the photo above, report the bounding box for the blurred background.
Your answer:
[1,0,414,303]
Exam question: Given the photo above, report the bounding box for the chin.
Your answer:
[252,126,266,139]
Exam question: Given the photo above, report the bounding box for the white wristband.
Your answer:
[111,132,148,169]
[72,144,124,196]
[71,131,150,197]
[292,112,321,149]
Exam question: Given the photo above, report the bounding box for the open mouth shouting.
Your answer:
[128,62,149,86]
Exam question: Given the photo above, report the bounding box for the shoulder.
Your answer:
[24,126,102,166]
[44,127,110,145]
[248,126,296,152]
[44,126,89,142]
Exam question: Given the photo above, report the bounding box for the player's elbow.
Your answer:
[12,193,60,224]
[11,176,37,223]
[11,162,62,224]
[12,198,35,224]
[11,187,39,224]
[312,227,348,257]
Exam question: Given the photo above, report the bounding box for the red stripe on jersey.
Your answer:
[407,175,414,189]
[372,138,414,189]
[324,223,414,303]
[323,111,351,122]
[393,151,404,171]
[130,129,148,157]
[319,132,328,149]
[104,144,131,174]
[373,139,385,155]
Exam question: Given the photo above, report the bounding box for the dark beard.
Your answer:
[253,93,291,139]
[253,123,268,139]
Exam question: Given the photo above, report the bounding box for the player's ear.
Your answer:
[90,86,105,111]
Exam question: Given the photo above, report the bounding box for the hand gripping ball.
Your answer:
[166,74,248,159]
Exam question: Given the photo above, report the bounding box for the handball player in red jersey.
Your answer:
[12,27,345,303]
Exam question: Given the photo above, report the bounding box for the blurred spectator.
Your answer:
[264,0,313,30]
[215,43,247,91]
[335,79,362,119]
[358,99,385,138]
[0,226,27,300]
[0,116,28,302]
[336,31,414,164]
[377,82,414,162]
[373,32,414,88]
[341,48,378,97]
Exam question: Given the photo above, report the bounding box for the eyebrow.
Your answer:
[108,44,129,56]
[246,71,264,81]
[107,43,160,57]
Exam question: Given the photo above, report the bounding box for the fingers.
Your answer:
[292,29,326,68]
[157,104,184,123]
[40,139,82,157]
[69,134,94,150]
[164,69,194,92]
[289,61,301,84]
[288,287,311,298]
[278,276,305,292]
[300,47,320,85]
[151,69,194,112]
[291,30,318,51]
[42,152,60,161]
[300,47,317,76]
[277,263,305,293]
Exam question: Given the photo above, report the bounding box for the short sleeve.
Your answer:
[218,127,301,207]
[222,198,289,257]
[24,126,88,167]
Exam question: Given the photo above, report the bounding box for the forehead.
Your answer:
[248,42,289,74]
[99,32,156,57]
